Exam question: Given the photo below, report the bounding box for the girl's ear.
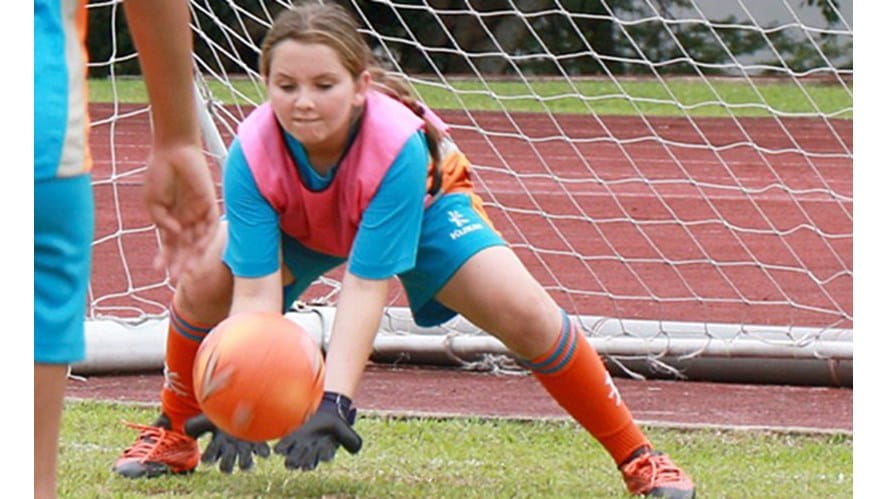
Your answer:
[352,70,372,107]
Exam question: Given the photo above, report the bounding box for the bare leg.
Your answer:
[435,245,561,358]
[35,363,68,499]
[173,222,234,324]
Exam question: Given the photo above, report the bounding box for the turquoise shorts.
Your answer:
[34,174,94,364]
[280,192,505,326]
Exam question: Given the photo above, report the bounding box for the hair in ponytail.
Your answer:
[366,67,443,166]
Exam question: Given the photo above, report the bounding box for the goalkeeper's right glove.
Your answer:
[273,391,363,471]
[184,414,271,473]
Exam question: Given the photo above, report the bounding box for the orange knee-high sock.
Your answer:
[526,310,650,466]
[160,304,213,433]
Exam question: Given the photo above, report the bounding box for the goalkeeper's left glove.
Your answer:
[273,391,363,471]
[184,414,271,473]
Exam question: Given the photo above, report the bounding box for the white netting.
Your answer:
[83,0,852,381]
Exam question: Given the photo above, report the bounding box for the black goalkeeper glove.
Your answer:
[184,414,271,473]
[273,391,363,471]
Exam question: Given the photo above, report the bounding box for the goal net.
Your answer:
[81,0,853,384]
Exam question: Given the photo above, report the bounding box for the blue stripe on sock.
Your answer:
[523,310,570,370]
[533,334,577,374]
[169,309,212,342]
[523,310,577,374]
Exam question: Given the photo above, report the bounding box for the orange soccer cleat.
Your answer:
[113,414,200,478]
[619,447,696,498]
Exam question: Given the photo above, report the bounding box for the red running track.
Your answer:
[66,364,852,434]
[86,104,852,331]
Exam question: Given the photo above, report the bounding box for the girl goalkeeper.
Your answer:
[113,2,694,497]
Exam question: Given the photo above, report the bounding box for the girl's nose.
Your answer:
[294,91,313,110]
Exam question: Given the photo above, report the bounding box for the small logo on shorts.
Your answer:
[448,209,482,240]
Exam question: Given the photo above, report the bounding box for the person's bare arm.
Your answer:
[323,271,390,398]
[124,0,219,278]
[272,271,385,470]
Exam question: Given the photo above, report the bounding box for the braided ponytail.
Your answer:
[367,67,443,168]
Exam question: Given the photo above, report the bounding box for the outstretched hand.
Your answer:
[274,392,363,471]
[143,143,219,279]
[184,414,270,473]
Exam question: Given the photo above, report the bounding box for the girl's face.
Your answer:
[265,39,369,164]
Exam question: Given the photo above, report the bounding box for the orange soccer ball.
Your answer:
[192,311,325,442]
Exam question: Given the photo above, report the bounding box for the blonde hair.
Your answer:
[260,2,443,164]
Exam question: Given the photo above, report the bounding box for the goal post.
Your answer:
[80,0,853,386]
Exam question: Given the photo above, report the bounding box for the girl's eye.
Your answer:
[278,83,295,92]
[317,82,334,90]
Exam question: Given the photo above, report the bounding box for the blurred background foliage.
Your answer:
[86,0,850,78]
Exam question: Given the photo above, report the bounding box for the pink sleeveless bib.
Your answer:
[237,90,440,257]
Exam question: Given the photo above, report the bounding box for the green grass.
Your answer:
[89,76,852,118]
[59,399,852,498]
